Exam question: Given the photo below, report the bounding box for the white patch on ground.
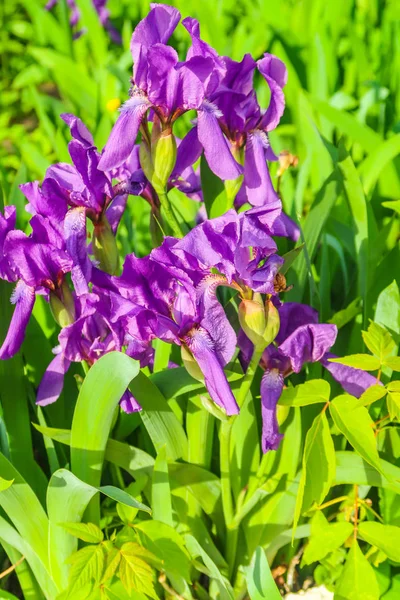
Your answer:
[284,586,334,599]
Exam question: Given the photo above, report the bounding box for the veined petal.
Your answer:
[321,352,382,398]
[197,102,243,180]
[64,207,91,295]
[131,4,180,62]
[98,96,151,171]
[257,53,287,131]
[60,113,94,147]
[279,323,337,373]
[0,281,35,360]
[260,369,284,452]
[184,327,239,416]
[242,131,278,207]
[276,302,319,345]
[36,351,71,406]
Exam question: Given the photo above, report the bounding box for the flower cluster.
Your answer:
[0,4,377,452]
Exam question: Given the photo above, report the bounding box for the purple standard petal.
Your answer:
[60,113,94,147]
[36,351,71,406]
[120,390,142,413]
[279,323,338,373]
[0,281,35,360]
[64,207,91,295]
[130,4,180,62]
[270,212,300,242]
[172,128,203,177]
[98,95,151,171]
[240,204,281,251]
[184,327,239,416]
[241,130,278,207]
[146,44,179,112]
[276,303,319,345]
[106,193,128,235]
[321,352,382,398]
[0,206,17,282]
[197,101,243,180]
[257,53,287,131]
[260,368,284,452]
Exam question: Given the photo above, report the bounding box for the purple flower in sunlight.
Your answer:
[0,206,17,282]
[240,302,380,452]
[37,291,140,412]
[98,4,242,179]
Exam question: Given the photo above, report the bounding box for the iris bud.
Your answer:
[277,404,290,427]
[238,293,280,351]
[139,141,154,183]
[50,280,75,328]
[181,345,204,382]
[199,395,229,421]
[151,130,177,195]
[93,215,119,275]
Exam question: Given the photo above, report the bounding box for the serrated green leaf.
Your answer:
[279,379,330,407]
[293,411,335,536]
[384,357,400,371]
[119,544,156,599]
[302,512,353,566]
[330,395,385,475]
[246,546,281,600]
[66,544,105,593]
[59,522,103,544]
[135,521,191,582]
[358,522,400,562]
[334,541,380,600]
[101,546,121,584]
[329,355,381,371]
[362,322,395,362]
[357,385,387,407]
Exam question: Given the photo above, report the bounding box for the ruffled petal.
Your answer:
[36,351,71,406]
[60,113,94,147]
[321,352,382,398]
[184,327,239,415]
[172,128,203,177]
[197,102,243,180]
[98,96,151,171]
[257,53,287,131]
[106,194,128,235]
[241,130,278,207]
[64,207,91,295]
[0,281,35,359]
[120,390,142,413]
[276,303,319,345]
[279,323,338,373]
[260,369,284,452]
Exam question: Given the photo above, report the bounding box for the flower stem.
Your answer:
[220,347,264,577]
[158,190,184,238]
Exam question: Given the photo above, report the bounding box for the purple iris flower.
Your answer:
[37,290,140,413]
[45,0,121,43]
[240,302,380,452]
[98,4,242,181]
[0,215,74,360]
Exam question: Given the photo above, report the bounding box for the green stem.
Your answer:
[220,347,264,577]
[158,190,184,238]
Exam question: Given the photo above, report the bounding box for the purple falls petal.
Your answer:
[279,323,338,373]
[276,302,319,345]
[260,368,284,452]
[184,327,239,416]
[98,96,151,171]
[60,113,94,147]
[197,102,243,180]
[242,130,278,207]
[64,207,91,295]
[0,281,35,360]
[106,194,128,235]
[36,351,71,406]
[321,352,382,398]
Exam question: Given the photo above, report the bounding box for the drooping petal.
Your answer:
[279,323,338,373]
[0,281,35,360]
[241,130,278,207]
[98,96,151,171]
[36,351,71,406]
[106,193,128,234]
[240,203,281,251]
[0,206,17,282]
[321,352,382,398]
[60,113,94,147]
[172,128,203,177]
[197,102,243,180]
[64,207,91,295]
[120,389,142,413]
[257,53,287,131]
[270,212,300,242]
[184,327,239,415]
[276,303,319,345]
[260,368,284,452]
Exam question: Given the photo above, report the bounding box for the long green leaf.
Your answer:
[246,547,281,600]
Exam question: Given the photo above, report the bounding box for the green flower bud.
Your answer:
[50,280,75,328]
[181,345,204,382]
[151,130,177,195]
[199,394,229,421]
[139,140,154,183]
[93,215,119,275]
[238,294,280,351]
[277,404,290,427]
